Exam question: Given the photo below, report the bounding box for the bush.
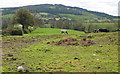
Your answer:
[2,29,12,36]
[23,29,30,34]
[11,28,24,35]
[28,26,34,32]
[10,24,24,35]
[2,27,24,36]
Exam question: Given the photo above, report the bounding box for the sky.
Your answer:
[0,0,119,16]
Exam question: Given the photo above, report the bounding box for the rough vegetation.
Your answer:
[2,28,118,72]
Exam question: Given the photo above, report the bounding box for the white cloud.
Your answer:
[0,0,119,16]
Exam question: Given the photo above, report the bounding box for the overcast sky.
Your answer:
[0,0,119,16]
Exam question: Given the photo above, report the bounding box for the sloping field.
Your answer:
[26,28,85,35]
[58,14,98,20]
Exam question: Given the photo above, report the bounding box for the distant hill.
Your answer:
[2,4,117,21]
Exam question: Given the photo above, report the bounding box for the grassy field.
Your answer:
[26,28,85,35]
[58,14,95,20]
[2,14,14,19]
[2,28,118,72]
[82,23,118,32]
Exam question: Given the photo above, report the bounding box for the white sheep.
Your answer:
[31,27,33,30]
[61,30,68,34]
[17,66,24,71]
[18,24,23,29]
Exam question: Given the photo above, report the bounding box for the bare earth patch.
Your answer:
[47,37,95,46]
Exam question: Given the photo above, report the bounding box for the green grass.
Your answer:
[0,9,4,10]
[59,14,88,20]
[39,12,50,15]
[49,6,56,9]
[82,23,118,32]
[58,14,101,20]
[2,31,118,72]
[2,14,14,19]
[26,28,85,35]
[2,27,118,72]
[97,19,111,22]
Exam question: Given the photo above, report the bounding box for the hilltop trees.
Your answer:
[12,8,36,29]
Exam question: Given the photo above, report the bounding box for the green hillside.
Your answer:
[58,14,99,20]
[2,4,117,21]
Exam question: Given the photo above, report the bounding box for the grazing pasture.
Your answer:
[82,23,118,32]
[2,14,14,19]
[26,28,85,35]
[2,28,118,72]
